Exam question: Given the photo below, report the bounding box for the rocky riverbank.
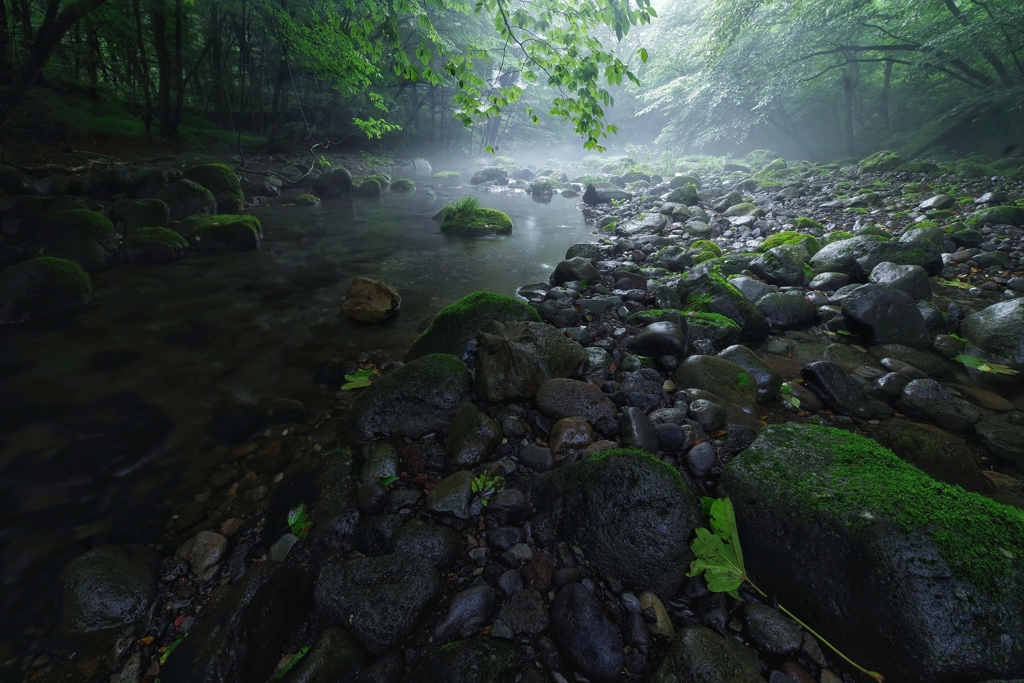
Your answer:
[7,150,1024,683]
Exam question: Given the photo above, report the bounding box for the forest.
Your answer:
[0,0,1021,158]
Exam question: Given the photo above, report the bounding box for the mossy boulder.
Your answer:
[357,178,382,197]
[294,193,320,206]
[859,150,903,173]
[406,291,540,362]
[470,167,509,185]
[177,214,261,251]
[37,208,118,272]
[183,163,244,214]
[121,227,189,262]
[114,198,170,234]
[314,168,353,197]
[965,205,1024,227]
[809,235,942,280]
[525,448,703,598]
[666,184,698,205]
[761,230,820,255]
[684,311,742,352]
[0,257,92,323]
[157,179,217,221]
[721,423,1024,683]
[475,321,588,402]
[531,178,557,197]
[689,239,721,257]
[390,178,415,192]
[349,354,472,439]
[669,174,701,190]
[440,208,512,235]
[677,268,768,343]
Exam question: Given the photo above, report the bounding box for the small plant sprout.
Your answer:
[471,471,505,506]
[287,503,313,539]
[689,497,884,682]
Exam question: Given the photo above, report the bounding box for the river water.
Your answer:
[0,180,595,641]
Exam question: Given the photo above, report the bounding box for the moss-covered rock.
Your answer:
[176,214,261,251]
[666,184,698,205]
[440,208,513,235]
[669,174,701,190]
[531,178,558,197]
[721,423,1024,683]
[759,230,820,255]
[410,638,521,683]
[121,227,189,262]
[357,178,382,197]
[859,150,903,173]
[0,257,92,323]
[390,178,415,192]
[294,193,321,206]
[114,198,170,234]
[349,354,472,439]
[183,163,244,214]
[157,179,217,221]
[406,291,540,361]
[821,230,854,245]
[965,205,1024,227]
[809,235,942,280]
[689,239,721,257]
[314,168,353,197]
[677,268,768,343]
[37,208,118,272]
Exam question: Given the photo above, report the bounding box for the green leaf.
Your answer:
[377,474,400,486]
[780,384,793,394]
[341,368,376,391]
[736,372,750,387]
[160,634,187,665]
[688,497,747,595]
[287,504,313,540]
[836,329,851,336]
[955,354,1020,375]
[274,646,310,678]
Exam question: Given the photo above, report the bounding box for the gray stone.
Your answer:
[445,403,502,471]
[869,262,931,300]
[495,588,548,635]
[433,585,497,641]
[176,531,228,576]
[672,355,759,415]
[756,292,816,331]
[551,257,601,286]
[809,271,850,291]
[519,444,554,472]
[620,406,658,453]
[960,299,1024,371]
[744,603,802,655]
[58,545,159,637]
[750,244,807,287]
[688,399,728,433]
[634,321,687,357]
[475,321,588,402]
[360,443,399,484]
[717,344,782,400]
[975,412,1024,467]
[685,441,717,478]
[534,378,618,434]
[425,471,475,520]
[896,379,980,431]
[551,583,624,683]
[584,184,633,205]
[841,284,931,348]
[809,236,942,280]
[800,361,893,420]
[391,523,463,570]
[652,625,761,683]
[731,276,775,303]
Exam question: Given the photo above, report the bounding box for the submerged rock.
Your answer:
[0,257,92,323]
[183,163,245,214]
[177,214,262,251]
[474,321,588,401]
[341,277,401,322]
[157,178,217,221]
[720,423,1024,683]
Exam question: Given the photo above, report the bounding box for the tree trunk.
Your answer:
[168,0,183,131]
[132,0,153,142]
[151,0,170,131]
[843,69,856,157]
[0,0,111,121]
[0,0,12,85]
[942,0,1014,88]
[86,23,100,97]
[880,60,893,130]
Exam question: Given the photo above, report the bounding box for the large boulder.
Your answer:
[755,292,816,331]
[749,244,806,286]
[183,163,245,214]
[800,360,893,420]
[406,292,540,362]
[534,378,618,434]
[440,207,512,235]
[809,236,942,281]
[965,205,1024,228]
[314,552,440,654]
[583,184,632,205]
[177,215,262,251]
[313,168,353,197]
[114,198,170,233]
[349,354,471,438]
[652,625,761,683]
[717,344,782,401]
[840,283,931,348]
[975,411,1024,467]
[120,227,189,262]
[676,269,769,343]
[720,423,1024,683]
[672,355,758,415]
[475,321,588,401]
[896,379,980,432]
[157,179,217,221]
[526,448,703,598]
[341,277,401,323]
[36,208,118,272]
[160,562,314,682]
[57,545,159,637]
[869,262,931,300]
[0,257,92,323]
[470,167,508,185]
[551,257,600,286]
[959,299,1024,372]
[616,212,668,237]
[872,418,993,492]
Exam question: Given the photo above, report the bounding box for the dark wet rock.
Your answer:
[677,270,769,343]
[720,423,1024,683]
[566,243,603,261]
[176,214,261,251]
[350,354,471,439]
[433,585,497,642]
[620,406,658,453]
[527,448,702,597]
[534,378,618,434]
[686,389,761,431]
[867,371,913,399]
[800,361,893,420]
[959,299,1024,372]
[550,417,594,460]
[687,399,728,433]
[809,236,942,280]
[425,471,474,520]
[183,163,245,214]
[730,276,775,303]
[121,226,189,262]
[551,256,601,286]
[841,284,931,348]
[617,212,668,237]
[471,167,509,185]
[175,530,228,575]
[652,245,693,271]
[486,488,531,525]
[285,627,366,683]
[672,355,758,415]
[652,625,761,683]
[342,277,402,323]
[634,321,687,357]
[685,441,718,478]
[315,552,440,654]
[867,344,953,379]
[869,262,931,300]
[0,257,92,323]
[57,545,159,637]
[873,419,993,492]
[583,184,633,205]
[157,178,217,221]
[896,379,980,431]
[550,583,624,683]
[35,208,118,272]
[518,444,554,472]
[750,245,807,287]
[114,197,170,233]
[685,313,743,352]
[535,297,582,327]
[744,603,802,655]
[474,321,587,402]
[445,402,502,470]
[655,423,689,452]
[406,292,540,362]
[391,523,463,570]
[313,168,353,197]
[161,563,314,682]
[717,345,782,400]
[809,271,850,291]
[756,292,816,331]
[409,637,520,683]
[356,514,405,556]
[495,587,548,635]
[975,412,1024,467]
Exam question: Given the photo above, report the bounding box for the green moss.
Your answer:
[177,214,261,250]
[803,263,813,277]
[295,193,320,205]
[0,256,92,322]
[795,217,824,232]
[405,291,540,361]
[686,311,741,330]
[626,309,686,326]
[690,239,722,257]
[822,230,854,245]
[913,220,938,229]
[182,163,244,214]
[390,178,415,192]
[844,207,869,215]
[707,265,744,299]
[440,208,513,235]
[121,227,189,261]
[760,231,821,254]
[585,447,688,491]
[683,293,714,313]
[859,150,903,173]
[358,178,382,197]
[601,221,618,233]
[39,209,118,271]
[965,205,1024,227]
[693,251,717,263]
[741,424,1024,598]
[433,171,461,179]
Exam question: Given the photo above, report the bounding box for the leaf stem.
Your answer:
[745,579,884,683]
